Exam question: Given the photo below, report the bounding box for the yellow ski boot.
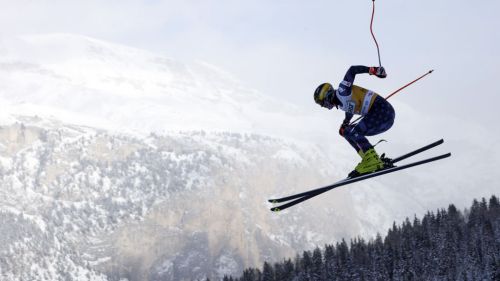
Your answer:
[349,148,385,178]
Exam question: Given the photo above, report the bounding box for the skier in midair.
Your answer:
[314,65,394,177]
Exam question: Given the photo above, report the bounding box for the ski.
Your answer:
[268,139,445,204]
[269,153,450,212]
[268,139,451,212]
[391,139,444,164]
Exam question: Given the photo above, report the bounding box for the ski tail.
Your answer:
[268,179,349,204]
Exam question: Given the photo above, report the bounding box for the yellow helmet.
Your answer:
[314,83,333,105]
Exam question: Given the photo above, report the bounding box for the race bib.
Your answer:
[346,101,356,114]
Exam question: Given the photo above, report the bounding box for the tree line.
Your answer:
[224,195,499,281]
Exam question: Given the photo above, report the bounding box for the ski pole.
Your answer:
[384,69,434,100]
[349,69,434,126]
[371,0,382,67]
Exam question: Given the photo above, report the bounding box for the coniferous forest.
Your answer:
[225,195,500,281]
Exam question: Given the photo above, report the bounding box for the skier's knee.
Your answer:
[343,126,356,138]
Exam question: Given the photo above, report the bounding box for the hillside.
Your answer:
[230,195,500,281]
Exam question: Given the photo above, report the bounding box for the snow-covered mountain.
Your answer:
[0,117,360,280]
[0,34,497,280]
[0,34,353,280]
[0,33,326,140]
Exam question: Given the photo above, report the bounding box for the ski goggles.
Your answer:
[322,97,335,109]
[318,87,335,109]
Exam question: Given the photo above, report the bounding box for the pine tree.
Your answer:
[311,247,323,281]
[323,244,336,280]
[301,250,313,280]
[371,233,388,280]
[283,259,295,280]
[336,239,351,281]
[273,262,285,281]
[262,262,274,281]
[350,238,369,280]
[399,218,416,280]
[240,268,260,281]
[294,254,302,276]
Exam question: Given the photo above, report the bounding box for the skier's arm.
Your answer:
[342,65,371,85]
[339,113,353,136]
[342,65,386,85]
[344,113,353,124]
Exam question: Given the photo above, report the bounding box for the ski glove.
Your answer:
[369,66,387,78]
[339,120,350,136]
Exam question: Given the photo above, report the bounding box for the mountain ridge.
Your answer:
[0,33,326,141]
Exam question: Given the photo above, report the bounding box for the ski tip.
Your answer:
[268,199,278,204]
[270,207,281,213]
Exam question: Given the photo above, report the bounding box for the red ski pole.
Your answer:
[371,0,382,67]
[384,69,434,100]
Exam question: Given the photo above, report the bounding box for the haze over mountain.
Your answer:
[0,34,496,280]
[0,33,326,141]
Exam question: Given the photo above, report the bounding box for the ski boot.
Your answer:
[348,148,385,178]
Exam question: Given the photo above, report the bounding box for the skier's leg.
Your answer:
[364,97,395,136]
[344,97,395,175]
[346,97,395,147]
[343,122,373,153]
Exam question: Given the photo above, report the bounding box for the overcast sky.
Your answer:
[1,0,499,125]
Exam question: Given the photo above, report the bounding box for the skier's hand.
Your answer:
[369,66,387,78]
[339,125,345,136]
[339,120,349,136]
